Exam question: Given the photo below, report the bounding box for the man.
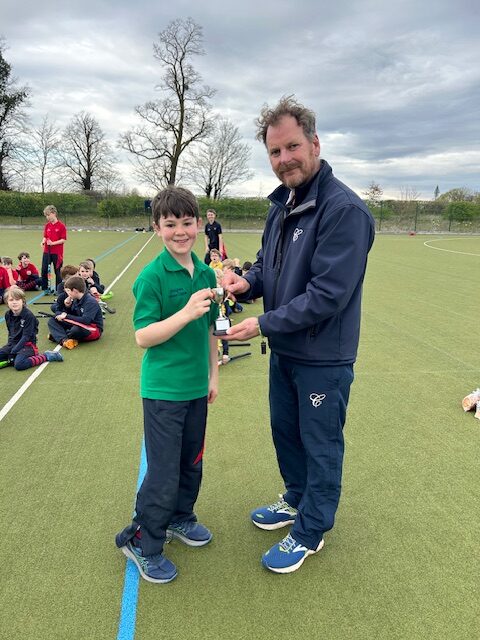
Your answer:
[41,204,67,292]
[223,96,375,574]
[204,209,224,264]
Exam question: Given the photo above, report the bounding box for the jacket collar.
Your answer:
[268,160,333,215]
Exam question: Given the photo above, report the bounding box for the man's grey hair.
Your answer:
[255,95,317,144]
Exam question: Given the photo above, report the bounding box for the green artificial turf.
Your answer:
[0,230,479,640]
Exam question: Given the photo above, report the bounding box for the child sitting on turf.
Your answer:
[51,265,79,314]
[0,285,63,370]
[78,261,105,298]
[16,252,42,291]
[0,262,9,304]
[1,257,19,288]
[208,248,223,271]
[85,258,105,293]
[115,184,219,585]
[47,275,103,350]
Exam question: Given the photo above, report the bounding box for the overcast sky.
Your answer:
[2,0,479,199]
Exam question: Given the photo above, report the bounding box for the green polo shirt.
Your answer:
[133,249,218,401]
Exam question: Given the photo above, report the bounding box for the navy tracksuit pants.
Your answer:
[269,353,354,550]
[118,397,208,557]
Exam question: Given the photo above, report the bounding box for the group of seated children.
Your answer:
[0,252,43,304]
[48,260,106,350]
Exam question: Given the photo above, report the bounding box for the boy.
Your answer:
[47,275,103,349]
[0,261,9,303]
[50,265,79,315]
[204,208,224,264]
[115,185,219,584]
[16,252,42,291]
[208,248,223,271]
[0,286,63,369]
[41,204,67,291]
[1,257,19,288]
[79,261,105,297]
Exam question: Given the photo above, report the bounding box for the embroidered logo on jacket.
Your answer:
[293,228,303,242]
[169,287,187,298]
[309,393,326,407]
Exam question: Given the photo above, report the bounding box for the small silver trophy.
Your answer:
[212,287,230,336]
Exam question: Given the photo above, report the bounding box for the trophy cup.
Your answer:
[212,287,230,336]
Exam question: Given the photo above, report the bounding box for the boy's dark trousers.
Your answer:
[41,252,62,290]
[47,317,100,343]
[125,397,208,557]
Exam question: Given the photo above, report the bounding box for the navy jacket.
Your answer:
[64,292,104,332]
[4,307,38,353]
[244,160,375,364]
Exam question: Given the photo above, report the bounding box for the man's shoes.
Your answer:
[119,539,177,584]
[45,351,63,362]
[262,533,324,574]
[167,521,212,547]
[62,339,79,350]
[251,495,297,530]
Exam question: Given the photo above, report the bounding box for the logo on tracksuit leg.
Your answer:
[309,393,326,407]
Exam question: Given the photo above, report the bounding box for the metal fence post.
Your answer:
[414,202,419,232]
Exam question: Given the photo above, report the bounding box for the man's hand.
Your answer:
[183,288,213,322]
[224,316,260,341]
[221,271,250,297]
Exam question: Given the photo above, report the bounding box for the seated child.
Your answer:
[47,275,103,350]
[221,260,243,314]
[241,260,252,276]
[51,264,79,314]
[2,257,19,289]
[16,252,42,291]
[208,249,223,271]
[0,285,63,370]
[85,258,105,291]
[232,258,242,277]
[79,261,105,298]
[0,262,8,304]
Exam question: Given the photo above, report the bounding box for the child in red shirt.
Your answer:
[41,205,67,291]
[16,252,42,291]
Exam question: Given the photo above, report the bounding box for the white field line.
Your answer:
[0,233,155,424]
[424,237,480,257]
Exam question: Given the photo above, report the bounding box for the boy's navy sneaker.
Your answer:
[262,533,325,574]
[45,351,63,362]
[167,521,212,547]
[117,538,177,584]
[251,495,297,530]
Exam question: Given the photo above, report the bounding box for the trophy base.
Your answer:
[213,329,228,336]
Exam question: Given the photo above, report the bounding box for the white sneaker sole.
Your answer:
[252,518,296,530]
[120,545,177,584]
[263,538,325,574]
[167,530,213,547]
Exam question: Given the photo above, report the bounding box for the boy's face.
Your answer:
[210,251,220,262]
[206,211,215,224]
[65,287,82,300]
[79,267,89,279]
[155,214,200,261]
[44,211,56,223]
[20,256,30,267]
[7,295,24,314]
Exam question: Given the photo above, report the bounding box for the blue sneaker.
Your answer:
[251,495,297,530]
[262,533,325,574]
[167,521,212,547]
[45,351,63,362]
[118,539,177,584]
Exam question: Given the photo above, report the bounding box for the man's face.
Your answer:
[206,211,215,224]
[266,115,320,189]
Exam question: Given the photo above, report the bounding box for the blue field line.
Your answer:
[0,233,138,325]
[116,439,147,640]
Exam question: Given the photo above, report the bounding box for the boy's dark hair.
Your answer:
[2,256,13,265]
[18,251,30,260]
[64,275,86,293]
[61,264,78,279]
[151,186,199,224]
[242,261,253,271]
[86,257,96,267]
[79,261,92,271]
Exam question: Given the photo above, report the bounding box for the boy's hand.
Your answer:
[183,289,213,322]
[56,312,67,321]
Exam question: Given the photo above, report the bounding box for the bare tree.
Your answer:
[0,39,29,190]
[362,181,383,208]
[189,118,252,199]
[27,114,62,192]
[400,185,421,201]
[120,17,215,187]
[62,111,114,191]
